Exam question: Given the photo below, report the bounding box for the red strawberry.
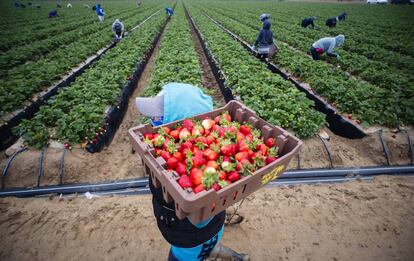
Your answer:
[144,133,154,140]
[236,140,250,152]
[192,156,206,168]
[265,156,278,165]
[204,149,219,161]
[265,138,275,148]
[182,119,195,131]
[236,159,253,172]
[227,171,240,182]
[176,162,187,176]
[245,134,253,142]
[161,127,170,135]
[205,135,215,145]
[178,175,193,189]
[170,129,179,140]
[173,151,183,162]
[256,144,269,156]
[235,151,249,162]
[218,171,227,180]
[182,141,193,150]
[222,113,231,123]
[236,132,245,141]
[223,156,232,162]
[239,125,251,135]
[190,168,203,186]
[202,118,215,130]
[179,128,191,140]
[207,160,219,170]
[193,184,205,194]
[167,157,179,170]
[160,150,171,161]
[212,124,220,132]
[211,183,221,191]
[220,140,235,156]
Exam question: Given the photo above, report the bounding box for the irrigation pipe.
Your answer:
[1,165,413,198]
[1,147,28,189]
[317,134,334,168]
[36,147,46,187]
[406,131,413,165]
[378,129,391,166]
[59,148,67,185]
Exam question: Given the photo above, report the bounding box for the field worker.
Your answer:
[165,7,174,16]
[251,20,278,61]
[301,16,317,29]
[14,2,20,7]
[259,13,271,23]
[310,34,345,61]
[57,3,61,8]
[20,3,26,8]
[96,4,105,22]
[338,12,347,21]
[28,2,32,6]
[48,10,58,18]
[135,83,249,261]
[36,3,41,8]
[67,3,72,8]
[325,16,338,27]
[112,19,125,40]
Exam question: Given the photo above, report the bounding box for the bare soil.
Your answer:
[1,175,413,261]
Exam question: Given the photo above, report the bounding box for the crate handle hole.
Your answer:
[211,202,216,212]
[222,198,226,206]
[242,184,247,194]
[233,191,238,200]
[176,203,179,210]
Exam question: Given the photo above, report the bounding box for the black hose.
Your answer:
[296,153,301,169]
[59,148,67,185]
[317,134,333,168]
[378,129,391,166]
[36,147,46,187]
[1,147,28,189]
[407,131,413,165]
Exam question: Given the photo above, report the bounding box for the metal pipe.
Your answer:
[1,165,413,198]
[59,148,67,185]
[1,147,28,189]
[407,131,413,165]
[296,153,301,170]
[36,147,46,187]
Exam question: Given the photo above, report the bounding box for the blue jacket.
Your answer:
[96,5,104,16]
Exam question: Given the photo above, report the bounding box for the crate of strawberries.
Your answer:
[129,100,302,223]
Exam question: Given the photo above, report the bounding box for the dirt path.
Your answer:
[0,176,413,261]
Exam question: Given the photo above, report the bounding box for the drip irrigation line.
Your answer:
[1,165,413,198]
[378,129,391,166]
[59,148,67,185]
[406,131,413,165]
[296,153,301,170]
[317,134,333,168]
[1,147,28,189]
[36,147,46,187]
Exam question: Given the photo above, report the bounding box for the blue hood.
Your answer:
[161,83,213,124]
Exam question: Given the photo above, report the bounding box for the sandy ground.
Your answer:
[0,175,413,261]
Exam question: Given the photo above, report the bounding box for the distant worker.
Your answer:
[57,3,61,8]
[301,16,318,29]
[252,20,278,61]
[92,5,96,11]
[67,3,72,8]
[20,3,26,8]
[325,16,338,28]
[48,10,58,18]
[28,2,32,6]
[338,12,347,21]
[96,4,105,22]
[14,2,20,7]
[112,19,125,42]
[165,7,173,16]
[310,34,345,61]
[35,4,41,8]
[259,13,271,23]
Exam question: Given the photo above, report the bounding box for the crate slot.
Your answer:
[211,202,216,212]
[242,184,247,194]
[233,190,239,200]
[247,116,259,128]
[222,198,227,206]
[276,135,288,155]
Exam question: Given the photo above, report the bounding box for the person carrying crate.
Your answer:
[301,16,318,29]
[310,34,345,60]
[112,19,125,42]
[96,4,105,22]
[135,83,249,261]
[251,20,278,61]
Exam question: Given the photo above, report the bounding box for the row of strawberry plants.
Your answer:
[193,4,412,127]
[143,4,202,97]
[199,2,414,93]
[186,4,325,138]
[0,6,153,73]
[0,4,163,120]
[14,11,167,148]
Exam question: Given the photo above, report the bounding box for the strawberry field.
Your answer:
[0,0,413,191]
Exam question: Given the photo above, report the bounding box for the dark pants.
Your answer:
[310,47,321,60]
